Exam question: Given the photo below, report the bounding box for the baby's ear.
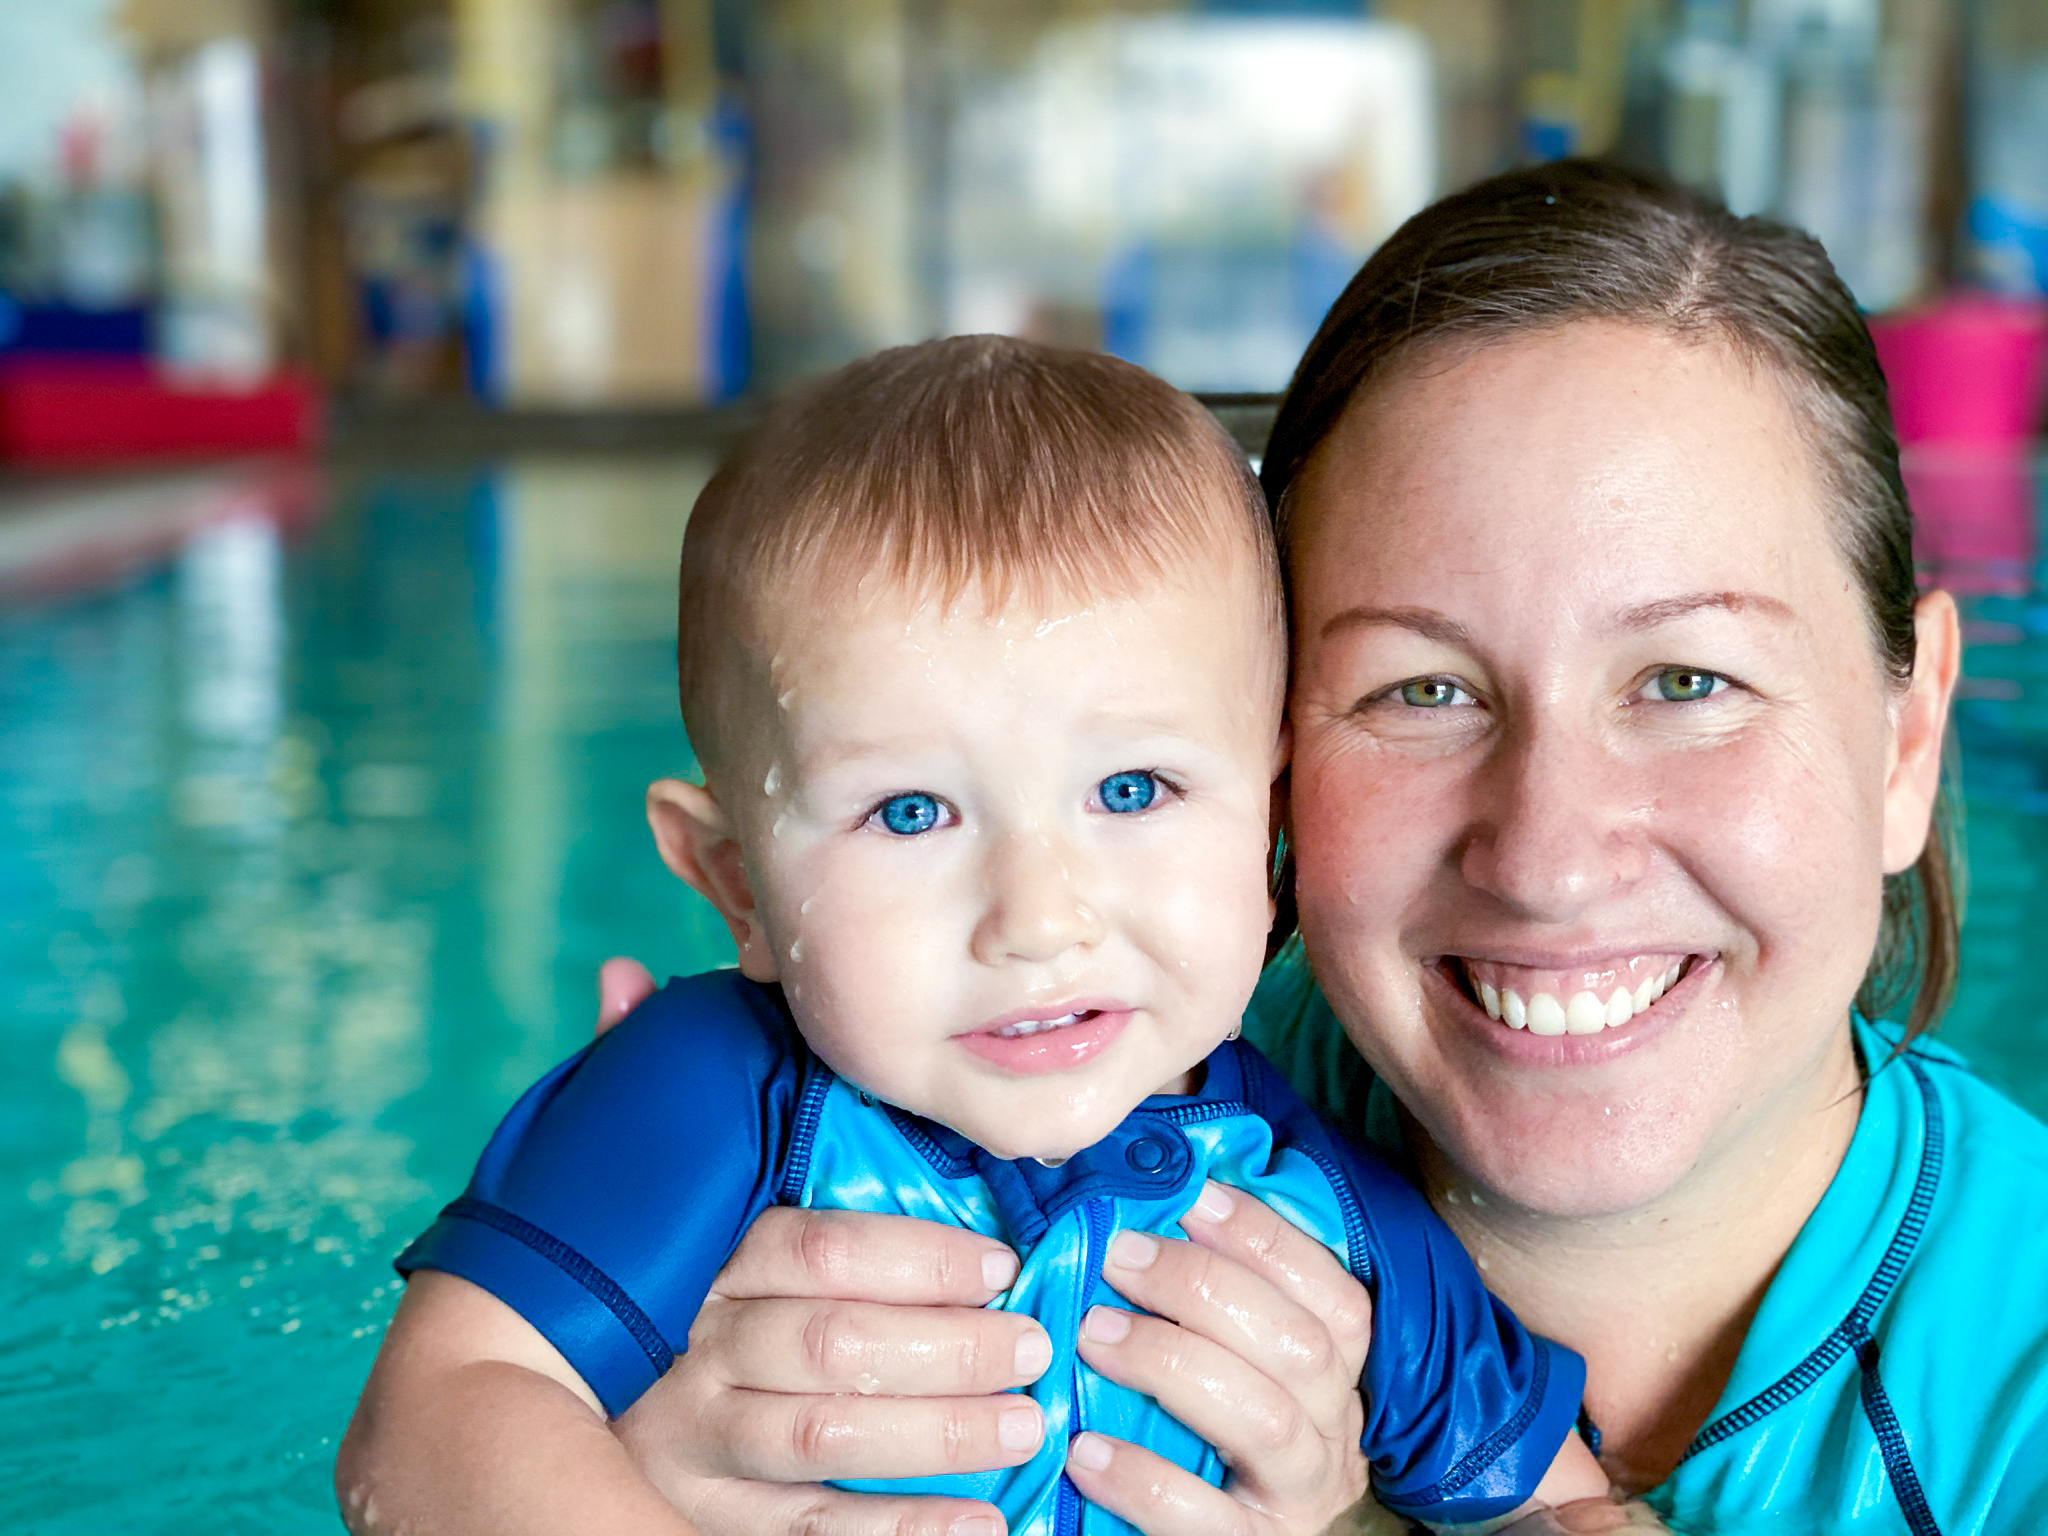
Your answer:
[646,778,778,982]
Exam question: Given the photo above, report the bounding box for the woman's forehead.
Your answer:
[1290,322,1841,607]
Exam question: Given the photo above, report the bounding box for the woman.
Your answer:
[593,161,2048,1533]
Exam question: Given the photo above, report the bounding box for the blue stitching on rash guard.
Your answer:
[1685,1055,1945,1457]
[1396,1343,1552,1509]
[440,1196,674,1375]
[1852,1323,1943,1535]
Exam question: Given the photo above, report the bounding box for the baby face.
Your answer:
[712,560,1283,1161]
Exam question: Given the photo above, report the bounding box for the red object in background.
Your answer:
[0,359,321,465]
[1869,298,2048,450]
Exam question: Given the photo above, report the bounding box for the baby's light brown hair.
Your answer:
[677,334,1282,781]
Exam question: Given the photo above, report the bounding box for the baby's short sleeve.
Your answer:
[1252,1064,1587,1524]
[395,971,809,1417]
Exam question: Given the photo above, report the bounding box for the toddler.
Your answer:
[346,336,1605,1534]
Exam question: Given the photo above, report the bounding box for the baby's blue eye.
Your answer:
[875,792,944,835]
[1097,770,1159,815]
[1399,678,1467,708]
[1653,668,1723,703]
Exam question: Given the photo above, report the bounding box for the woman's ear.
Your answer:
[1881,590,1962,875]
[646,777,778,982]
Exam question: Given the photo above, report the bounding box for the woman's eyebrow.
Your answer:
[1611,590,1797,632]
[1318,606,1472,646]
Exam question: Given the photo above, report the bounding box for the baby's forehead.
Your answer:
[752,552,1278,676]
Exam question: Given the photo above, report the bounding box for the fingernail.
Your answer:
[1068,1432,1113,1472]
[1082,1306,1131,1343]
[998,1404,1043,1452]
[1108,1231,1157,1269]
[1013,1328,1052,1379]
[982,1249,1019,1291]
[1189,1182,1234,1222]
[947,1518,1003,1536]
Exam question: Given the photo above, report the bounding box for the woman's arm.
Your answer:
[337,1271,702,1536]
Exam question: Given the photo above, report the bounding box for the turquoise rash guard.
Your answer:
[397,970,1586,1534]
[1247,950,2048,1535]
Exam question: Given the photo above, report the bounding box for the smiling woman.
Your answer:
[1247,161,2048,1528]
[547,162,2048,1536]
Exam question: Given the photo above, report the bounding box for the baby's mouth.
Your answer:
[991,1009,1102,1039]
[1440,953,1707,1036]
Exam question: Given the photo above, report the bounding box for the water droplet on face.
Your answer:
[771,812,790,838]
[799,897,815,916]
[789,938,804,962]
[763,764,781,796]
[777,688,797,710]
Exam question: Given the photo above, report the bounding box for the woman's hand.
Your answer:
[611,1205,1054,1536]
[1064,1181,1375,1536]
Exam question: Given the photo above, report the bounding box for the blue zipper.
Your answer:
[1056,1198,1116,1536]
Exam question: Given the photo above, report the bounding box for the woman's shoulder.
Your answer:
[1870,1031,2048,1531]
[1660,1024,2048,1533]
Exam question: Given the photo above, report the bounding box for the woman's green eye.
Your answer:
[1653,668,1722,702]
[1399,678,1466,708]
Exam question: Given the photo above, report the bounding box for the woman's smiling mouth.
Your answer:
[1440,953,1710,1036]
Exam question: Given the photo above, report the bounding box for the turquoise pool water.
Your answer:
[2,454,2045,1531]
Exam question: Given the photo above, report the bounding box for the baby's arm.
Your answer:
[337,1270,698,1536]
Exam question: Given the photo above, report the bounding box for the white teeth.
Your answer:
[1526,992,1568,1036]
[1564,990,1607,1034]
[999,1011,1083,1038]
[1473,960,1694,1037]
[1502,989,1528,1029]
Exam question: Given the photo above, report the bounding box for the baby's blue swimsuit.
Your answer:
[399,970,1586,1532]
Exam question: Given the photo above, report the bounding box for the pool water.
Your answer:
[2,454,2045,1531]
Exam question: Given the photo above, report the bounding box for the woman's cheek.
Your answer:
[1288,732,1448,978]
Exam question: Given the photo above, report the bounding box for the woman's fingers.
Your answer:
[714,1206,1023,1307]
[679,1387,1046,1483]
[1496,1500,1675,1534]
[1064,1432,1280,1536]
[596,956,659,1035]
[1076,1303,1354,1501]
[689,1293,1052,1397]
[1090,1219,1365,1441]
[1177,1183,1373,1380]
[652,1476,1008,1536]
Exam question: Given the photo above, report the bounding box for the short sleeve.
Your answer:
[395,971,808,1417]
[1258,1073,1586,1525]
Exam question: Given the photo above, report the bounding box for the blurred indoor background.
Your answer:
[3,0,2047,1530]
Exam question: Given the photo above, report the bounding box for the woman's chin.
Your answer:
[1424,1099,1720,1222]
[1391,957,1749,1221]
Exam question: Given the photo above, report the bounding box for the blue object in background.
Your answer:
[707,93,753,403]
[0,297,150,357]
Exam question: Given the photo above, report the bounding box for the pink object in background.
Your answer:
[1869,297,2048,449]
[1904,452,2036,597]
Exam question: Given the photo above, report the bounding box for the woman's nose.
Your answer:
[1458,717,1650,921]
[970,828,1107,965]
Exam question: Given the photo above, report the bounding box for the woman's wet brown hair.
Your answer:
[1260,157,1958,1041]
